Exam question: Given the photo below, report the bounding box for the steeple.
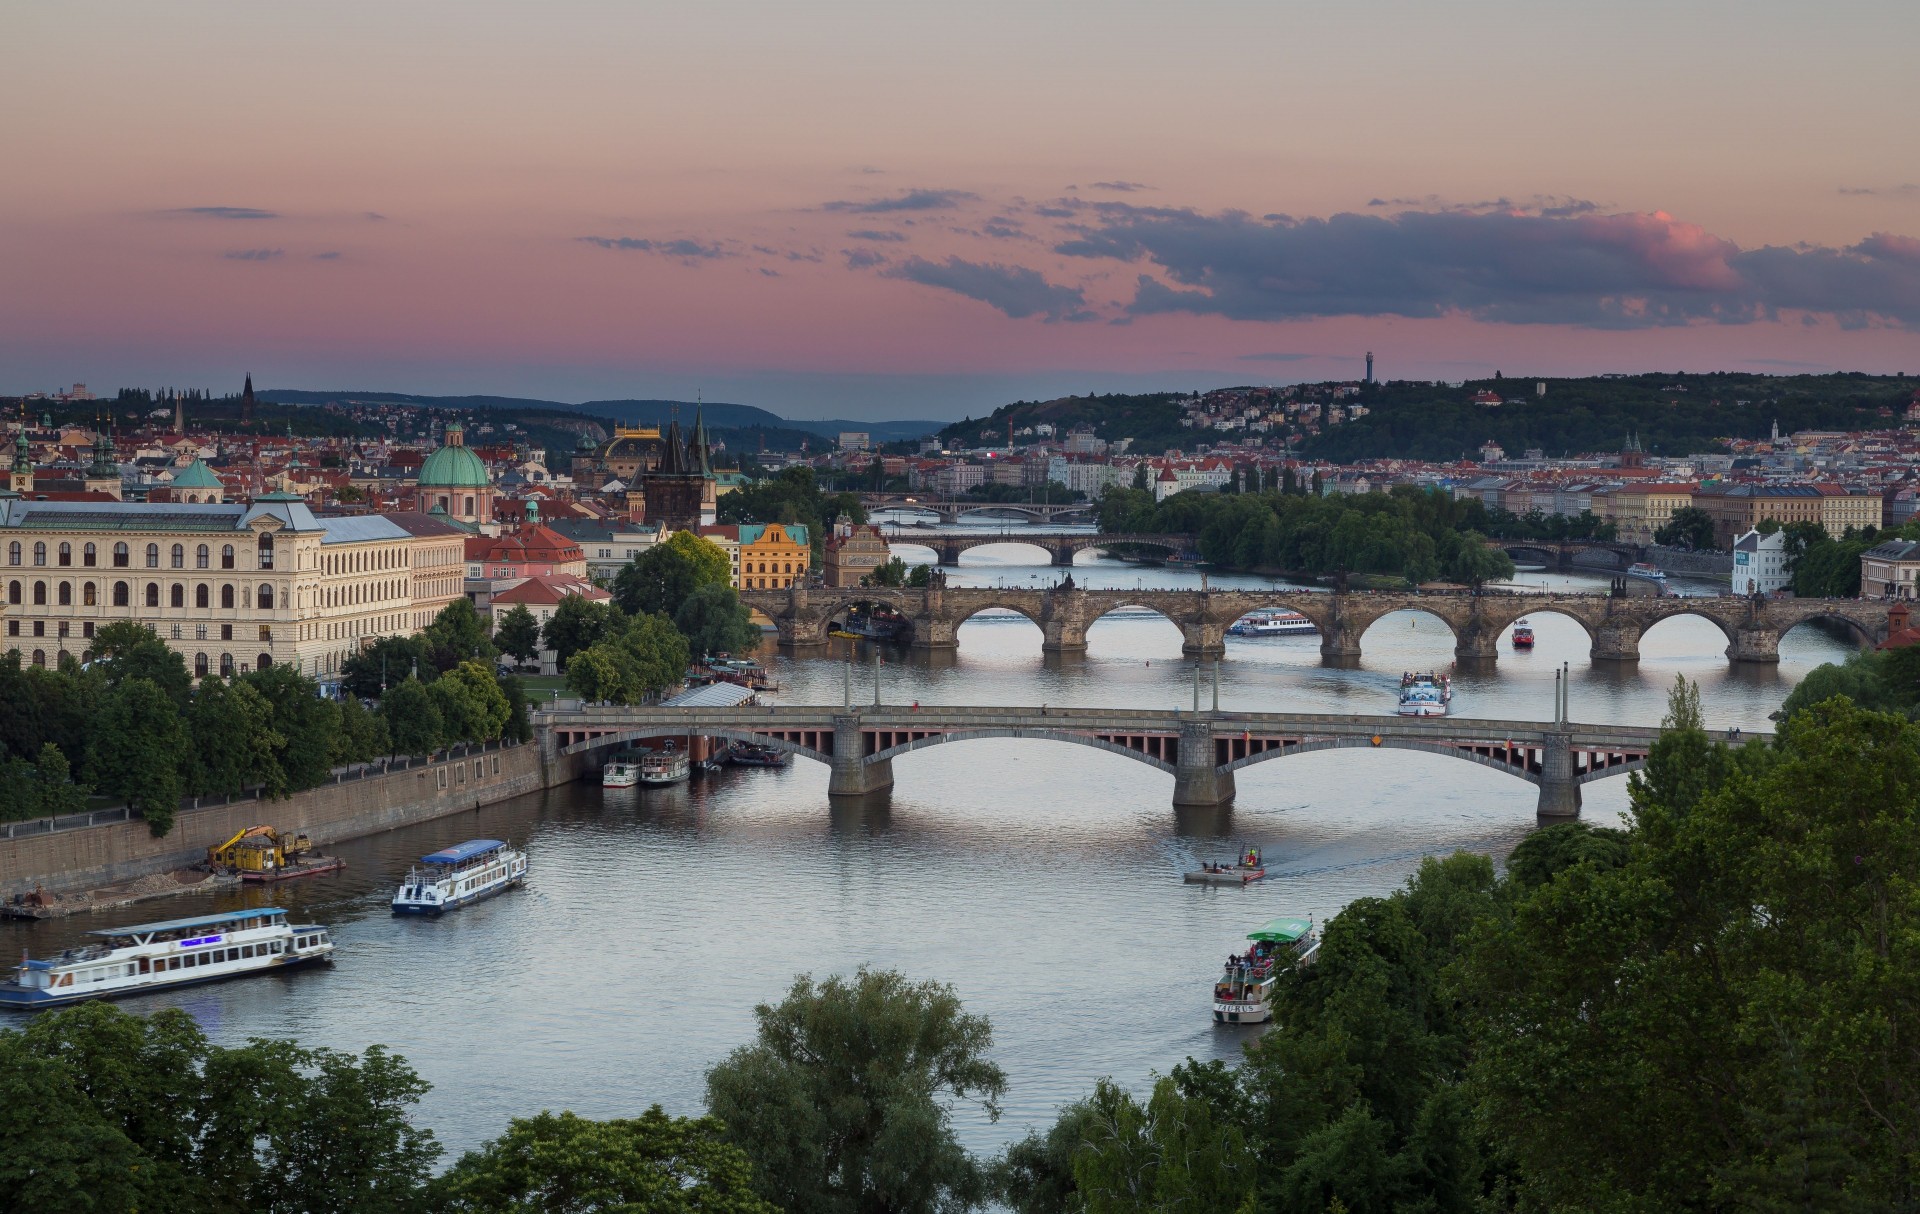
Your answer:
[172,391,186,438]
[659,418,689,474]
[691,395,713,476]
[88,420,118,478]
[241,373,256,426]
[11,405,34,494]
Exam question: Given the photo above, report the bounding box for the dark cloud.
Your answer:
[169,206,278,220]
[981,218,1028,240]
[1033,206,1078,218]
[1840,184,1920,198]
[364,211,387,221]
[311,251,343,261]
[222,248,283,261]
[758,268,782,277]
[576,236,731,261]
[1237,352,1317,362]
[1362,195,1600,218]
[1089,181,1152,192]
[843,248,890,270]
[822,188,978,214]
[883,256,1094,322]
[846,229,909,242]
[1051,204,1920,329]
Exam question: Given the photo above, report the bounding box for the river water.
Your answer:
[2,517,1850,1159]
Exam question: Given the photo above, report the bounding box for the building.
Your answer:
[933,463,985,496]
[1816,484,1883,536]
[738,523,809,590]
[838,431,871,453]
[1692,484,1826,550]
[634,415,716,532]
[413,423,496,526]
[463,525,588,583]
[697,525,743,585]
[1861,539,1920,600]
[545,517,662,582]
[1593,482,1693,545]
[167,458,225,504]
[1731,529,1791,596]
[386,510,469,629]
[487,574,611,675]
[823,522,893,587]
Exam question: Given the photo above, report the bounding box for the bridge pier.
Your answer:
[1319,625,1365,663]
[1050,547,1078,567]
[909,614,958,650]
[1174,720,1234,806]
[936,542,963,566]
[1727,627,1781,664]
[1180,623,1226,659]
[1591,622,1641,663]
[1042,620,1088,652]
[829,714,894,797]
[1453,629,1501,663]
[1536,732,1581,817]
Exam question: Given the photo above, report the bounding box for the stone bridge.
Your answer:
[535,704,1738,816]
[740,585,1895,664]
[1491,539,1642,571]
[859,494,1095,524]
[878,529,1194,567]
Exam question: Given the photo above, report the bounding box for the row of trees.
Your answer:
[1098,484,1516,586]
[715,464,865,560]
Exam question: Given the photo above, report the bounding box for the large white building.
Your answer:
[1731,528,1791,596]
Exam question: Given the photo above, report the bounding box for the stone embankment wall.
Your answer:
[1647,544,1733,578]
[1,743,550,899]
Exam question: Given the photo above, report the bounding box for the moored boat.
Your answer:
[1396,672,1452,717]
[1626,562,1669,586]
[639,744,692,786]
[1227,609,1317,637]
[602,749,642,788]
[730,743,792,768]
[391,839,527,915]
[0,908,334,1009]
[1212,916,1319,1024]
[1185,847,1267,884]
[1511,619,1535,649]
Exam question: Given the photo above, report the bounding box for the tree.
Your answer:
[906,563,934,588]
[87,620,192,709]
[542,594,616,669]
[422,598,497,671]
[186,676,287,797]
[614,531,733,616]
[1444,532,1515,587]
[494,604,542,666]
[674,582,762,658]
[706,968,1006,1214]
[241,665,342,791]
[88,676,186,834]
[432,660,510,743]
[335,693,391,766]
[498,674,534,743]
[341,635,434,698]
[1132,462,1150,491]
[1072,1075,1257,1213]
[431,1108,776,1214]
[1652,505,1717,550]
[564,647,626,705]
[864,556,910,587]
[383,678,445,756]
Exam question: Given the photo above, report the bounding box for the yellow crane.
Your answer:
[206,826,315,876]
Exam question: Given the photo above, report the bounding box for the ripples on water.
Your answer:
[2,535,1850,1156]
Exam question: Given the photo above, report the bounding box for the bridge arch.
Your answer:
[1777,609,1879,648]
[1638,606,1740,647]
[863,728,1177,773]
[1356,605,1463,651]
[559,726,831,765]
[1218,735,1543,783]
[951,599,1048,630]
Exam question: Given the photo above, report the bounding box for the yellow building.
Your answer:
[1693,484,1826,549]
[1594,482,1694,545]
[1818,486,1883,537]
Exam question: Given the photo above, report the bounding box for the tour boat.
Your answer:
[1511,620,1535,649]
[1227,610,1317,637]
[730,743,792,768]
[0,908,334,1009]
[1212,917,1319,1025]
[602,750,642,788]
[1397,672,1451,717]
[391,839,528,915]
[1626,562,1669,586]
[639,745,692,786]
[1185,847,1267,884]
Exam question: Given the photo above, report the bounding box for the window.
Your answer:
[145,543,158,568]
[57,542,70,567]
[33,542,46,566]
[84,583,99,607]
[170,583,184,608]
[33,581,46,605]
[221,544,235,569]
[32,650,45,668]
[259,624,272,641]
[258,533,274,569]
[170,624,181,639]
[194,653,208,677]
[171,543,184,569]
[218,624,230,641]
[56,582,71,606]
[4,622,12,636]
[145,583,158,607]
[258,584,274,609]
[32,621,43,636]
[82,622,92,639]
[196,585,208,608]
[221,584,234,609]
[220,653,234,677]
[195,544,209,569]
[464,495,475,515]
[6,541,16,565]
[112,542,128,568]
[196,623,207,640]
[89,543,102,568]
[113,582,128,607]
[6,581,17,605]
[57,622,69,638]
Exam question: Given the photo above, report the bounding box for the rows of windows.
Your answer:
[321,546,408,575]
[6,646,272,674]
[7,535,274,571]
[6,580,276,610]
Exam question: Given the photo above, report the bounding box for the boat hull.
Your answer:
[391,873,524,916]
[1212,999,1271,1024]
[1184,867,1266,884]
[0,952,330,1009]
[240,857,344,883]
[602,771,639,788]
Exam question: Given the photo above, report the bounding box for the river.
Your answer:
[1,517,1851,1159]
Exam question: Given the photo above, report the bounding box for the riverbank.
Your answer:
[0,741,551,900]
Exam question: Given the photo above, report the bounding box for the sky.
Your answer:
[4,0,1919,420]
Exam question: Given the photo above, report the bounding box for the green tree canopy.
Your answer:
[382,678,444,756]
[86,620,192,709]
[1653,504,1718,550]
[240,665,342,792]
[674,582,761,658]
[88,676,186,834]
[186,676,286,797]
[614,532,734,617]
[542,594,618,669]
[342,635,436,698]
[494,604,543,665]
[422,598,497,672]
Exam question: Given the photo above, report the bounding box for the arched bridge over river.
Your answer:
[537,704,1743,816]
[740,585,1894,664]
[878,529,1193,566]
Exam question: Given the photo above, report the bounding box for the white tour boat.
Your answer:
[639,744,691,786]
[1227,609,1317,637]
[0,908,334,1010]
[602,751,641,788]
[391,839,528,915]
[1626,562,1669,586]
[1396,672,1452,717]
[1212,916,1319,1024]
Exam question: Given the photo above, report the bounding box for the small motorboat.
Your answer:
[1184,847,1267,884]
[1511,619,1535,649]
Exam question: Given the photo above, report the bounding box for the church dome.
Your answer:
[418,423,492,488]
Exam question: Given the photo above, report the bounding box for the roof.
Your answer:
[88,908,286,937]
[382,509,472,538]
[421,839,505,865]
[170,458,223,488]
[1247,917,1312,944]
[318,515,411,545]
[1865,540,1920,561]
[490,574,608,606]
[417,442,492,488]
[737,522,807,546]
[662,681,756,707]
[466,524,584,564]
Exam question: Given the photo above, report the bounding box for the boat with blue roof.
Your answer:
[391,839,528,915]
[0,907,334,1009]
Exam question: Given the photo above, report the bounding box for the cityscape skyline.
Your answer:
[5,1,1918,419]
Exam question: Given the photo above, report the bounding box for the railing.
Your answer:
[0,805,137,840]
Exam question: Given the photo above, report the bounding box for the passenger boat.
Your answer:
[639,744,692,786]
[602,749,642,788]
[1511,619,1535,649]
[1626,562,1669,586]
[0,908,334,1009]
[1212,916,1319,1024]
[1227,609,1317,637]
[730,742,792,768]
[1185,847,1266,884]
[391,839,528,915]
[1397,672,1451,717]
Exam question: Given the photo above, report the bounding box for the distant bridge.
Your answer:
[535,703,1741,816]
[1492,539,1643,572]
[878,528,1194,567]
[739,585,1894,664]
[860,494,1094,524]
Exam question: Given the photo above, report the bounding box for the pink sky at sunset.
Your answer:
[4,1,1917,418]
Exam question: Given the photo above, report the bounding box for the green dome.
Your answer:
[417,442,491,488]
[171,458,223,489]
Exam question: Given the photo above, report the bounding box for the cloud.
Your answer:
[981,217,1028,240]
[846,229,909,242]
[822,188,978,214]
[1840,184,1920,198]
[843,248,890,270]
[1033,205,1079,218]
[1089,181,1152,192]
[883,256,1095,322]
[364,211,387,221]
[1237,352,1317,362]
[576,236,731,261]
[168,206,278,220]
[222,248,283,261]
[311,251,343,261]
[758,267,782,277]
[1051,204,1920,329]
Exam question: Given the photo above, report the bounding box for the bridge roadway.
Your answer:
[860,494,1094,524]
[537,703,1728,816]
[877,528,1193,566]
[740,584,1894,664]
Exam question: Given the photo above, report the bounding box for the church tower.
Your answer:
[241,373,256,426]
[84,422,122,498]
[10,409,34,495]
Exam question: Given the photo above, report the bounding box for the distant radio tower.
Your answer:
[1365,351,1374,384]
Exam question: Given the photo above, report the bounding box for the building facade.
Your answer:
[1861,539,1920,600]
[823,522,893,587]
[1730,529,1791,596]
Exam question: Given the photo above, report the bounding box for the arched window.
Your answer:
[32,581,45,606]
[144,544,158,568]
[195,584,208,608]
[57,542,70,567]
[87,543,101,567]
[57,582,71,606]
[145,583,159,608]
[437,495,449,512]
[257,653,273,670]
[83,583,98,607]
[32,542,46,566]
[221,584,234,609]
[32,650,45,668]
[220,653,234,677]
[112,581,128,607]
[6,581,18,604]
[258,533,274,569]
[171,544,184,569]
[221,544,235,569]
[464,495,475,515]
[194,653,208,678]
[6,541,18,565]
[112,542,128,568]
[195,544,209,569]
[171,584,184,608]
[258,584,274,610]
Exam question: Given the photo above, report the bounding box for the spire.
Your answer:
[173,391,185,437]
[241,372,256,426]
[692,392,712,476]
[659,418,689,474]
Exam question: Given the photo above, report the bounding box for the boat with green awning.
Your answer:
[1211,915,1320,1024]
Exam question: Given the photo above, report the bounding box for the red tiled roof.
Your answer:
[491,574,608,606]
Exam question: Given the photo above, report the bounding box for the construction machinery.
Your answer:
[206,827,343,883]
